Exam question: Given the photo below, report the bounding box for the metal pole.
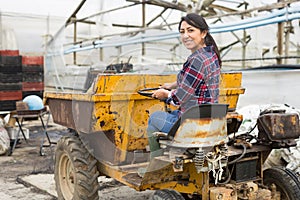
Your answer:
[73,19,77,65]
[99,41,103,62]
[242,29,247,68]
[297,43,300,64]
[277,0,284,65]
[117,46,122,63]
[277,22,283,65]
[0,11,2,50]
[242,3,248,68]
[284,21,291,64]
[142,0,146,57]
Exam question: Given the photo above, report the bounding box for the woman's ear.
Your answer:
[201,30,208,39]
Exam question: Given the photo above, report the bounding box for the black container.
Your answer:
[0,83,22,91]
[0,72,22,83]
[0,65,22,73]
[0,55,22,66]
[22,90,44,99]
[0,100,17,111]
[232,158,257,182]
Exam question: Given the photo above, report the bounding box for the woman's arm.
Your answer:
[170,57,204,105]
[161,81,177,90]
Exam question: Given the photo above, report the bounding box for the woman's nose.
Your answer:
[183,33,189,38]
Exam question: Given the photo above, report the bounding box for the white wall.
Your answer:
[237,69,300,109]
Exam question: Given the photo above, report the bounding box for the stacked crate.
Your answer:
[22,56,44,99]
[0,50,23,111]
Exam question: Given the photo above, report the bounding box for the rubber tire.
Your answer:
[151,189,185,200]
[263,166,300,200]
[54,135,99,200]
[181,193,200,200]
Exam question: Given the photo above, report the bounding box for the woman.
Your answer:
[147,13,221,158]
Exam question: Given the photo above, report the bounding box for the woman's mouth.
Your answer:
[184,40,194,46]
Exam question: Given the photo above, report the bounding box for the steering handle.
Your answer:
[137,87,160,98]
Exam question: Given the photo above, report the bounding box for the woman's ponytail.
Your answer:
[205,33,222,67]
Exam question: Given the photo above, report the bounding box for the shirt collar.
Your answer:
[191,45,214,56]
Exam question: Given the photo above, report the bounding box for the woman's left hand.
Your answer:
[152,88,170,100]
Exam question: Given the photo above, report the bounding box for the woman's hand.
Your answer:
[152,88,170,100]
[160,81,177,90]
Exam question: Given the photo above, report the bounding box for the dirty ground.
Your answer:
[0,116,153,200]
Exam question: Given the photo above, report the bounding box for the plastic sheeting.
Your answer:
[64,3,300,54]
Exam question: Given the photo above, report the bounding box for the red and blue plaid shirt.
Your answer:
[166,45,220,114]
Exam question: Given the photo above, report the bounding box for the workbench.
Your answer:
[9,107,56,156]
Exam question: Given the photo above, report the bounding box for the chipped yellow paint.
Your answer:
[138,160,208,195]
[45,72,244,164]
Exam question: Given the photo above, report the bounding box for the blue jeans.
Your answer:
[147,110,179,158]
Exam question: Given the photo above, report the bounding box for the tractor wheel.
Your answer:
[181,193,200,200]
[54,135,99,200]
[151,189,185,200]
[263,166,300,200]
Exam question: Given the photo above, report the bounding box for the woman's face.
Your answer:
[179,21,207,53]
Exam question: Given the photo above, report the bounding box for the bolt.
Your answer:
[218,194,223,200]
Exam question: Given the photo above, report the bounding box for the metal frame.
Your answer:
[46,0,300,68]
[9,109,56,156]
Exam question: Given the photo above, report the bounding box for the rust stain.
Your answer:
[258,113,300,140]
[174,117,227,146]
[46,72,244,164]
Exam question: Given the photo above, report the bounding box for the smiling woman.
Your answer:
[147,13,222,158]
[179,21,207,53]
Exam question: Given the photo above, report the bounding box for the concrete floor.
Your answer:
[0,117,153,200]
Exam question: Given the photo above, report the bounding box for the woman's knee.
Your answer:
[147,111,167,132]
[149,111,166,122]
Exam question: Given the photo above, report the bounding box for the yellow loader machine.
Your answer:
[45,70,300,200]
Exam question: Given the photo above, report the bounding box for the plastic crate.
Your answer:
[22,65,43,72]
[22,91,44,99]
[22,82,44,91]
[0,56,22,66]
[0,100,17,111]
[0,72,22,83]
[0,91,22,100]
[0,83,22,91]
[22,56,43,66]
[22,72,43,82]
[0,50,19,56]
[0,65,22,73]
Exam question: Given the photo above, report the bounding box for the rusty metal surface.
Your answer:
[172,117,227,148]
[226,111,243,134]
[45,72,244,164]
[210,182,273,200]
[210,186,237,200]
[258,113,300,141]
[47,98,94,133]
[228,144,271,156]
[139,157,206,195]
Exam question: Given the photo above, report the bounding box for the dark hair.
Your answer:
[179,13,222,66]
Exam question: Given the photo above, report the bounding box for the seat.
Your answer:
[156,103,228,149]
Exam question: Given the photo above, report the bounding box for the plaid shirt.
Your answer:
[166,46,220,114]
